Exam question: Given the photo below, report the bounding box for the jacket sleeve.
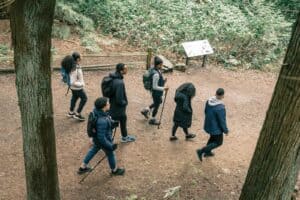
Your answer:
[96,118,113,151]
[204,101,208,115]
[216,107,228,134]
[152,73,164,91]
[182,94,192,113]
[115,81,127,106]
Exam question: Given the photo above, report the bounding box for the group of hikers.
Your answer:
[61,52,229,177]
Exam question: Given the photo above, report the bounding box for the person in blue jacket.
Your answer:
[78,97,125,175]
[197,88,229,161]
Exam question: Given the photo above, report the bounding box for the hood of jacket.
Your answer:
[93,108,109,117]
[208,96,224,106]
[109,71,123,79]
[176,83,195,98]
[174,91,187,102]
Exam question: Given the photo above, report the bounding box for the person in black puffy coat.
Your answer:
[170,82,196,141]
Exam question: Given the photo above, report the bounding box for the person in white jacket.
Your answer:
[67,52,87,121]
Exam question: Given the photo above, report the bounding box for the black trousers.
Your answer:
[111,115,128,138]
[172,123,189,136]
[70,89,87,113]
[149,94,162,118]
[202,134,223,153]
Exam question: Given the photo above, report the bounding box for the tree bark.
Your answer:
[240,13,300,200]
[10,1,60,200]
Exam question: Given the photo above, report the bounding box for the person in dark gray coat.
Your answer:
[170,83,196,141]
[196,88,229,161]
[109,63,136,143]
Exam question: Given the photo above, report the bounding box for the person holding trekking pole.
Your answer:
[141,56,169,125]
[78,97,125,176]
[170,82,196,141]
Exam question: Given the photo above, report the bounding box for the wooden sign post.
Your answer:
[182,40,214,67]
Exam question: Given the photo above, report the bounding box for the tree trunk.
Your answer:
[10,1,60,200]
[239,13,300,200]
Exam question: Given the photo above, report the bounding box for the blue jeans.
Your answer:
[83,140,116,170]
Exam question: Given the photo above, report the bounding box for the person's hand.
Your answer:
[111,120,119,129]
[89,137,94,146]
[112,143,118,151]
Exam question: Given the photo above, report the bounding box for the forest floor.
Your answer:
[0,20,299,200]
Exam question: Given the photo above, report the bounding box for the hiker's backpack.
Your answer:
[101,76,114,98]
[60,67,71,86]
[61,55,75,87]
[143,67,155,91]
[87,111,98,138]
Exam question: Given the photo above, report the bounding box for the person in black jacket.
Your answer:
[109,63,136,143]
[141,56,169,125]
[196,88,229,161]
[170,83,196,141]
[78,97,125,176]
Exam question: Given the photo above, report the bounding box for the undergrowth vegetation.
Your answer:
[57,0,294,68]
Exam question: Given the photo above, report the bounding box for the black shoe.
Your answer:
[185,133,196,140]
[77,167,92,175]
[196,149,204,162]
[111,168,125,176]
[74,114,85,121]
[67,111,75,118]
[169,136,178,141]
[141,109,149,119]
[149,119,160,125]
[204,152,215,157]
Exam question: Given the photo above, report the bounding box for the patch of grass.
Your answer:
[52,23,71,40]
[0,44,9,56]
[57,0,292,68]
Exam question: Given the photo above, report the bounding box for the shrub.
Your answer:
[57,0,292,68]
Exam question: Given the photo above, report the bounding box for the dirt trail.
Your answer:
[0,65,284,199]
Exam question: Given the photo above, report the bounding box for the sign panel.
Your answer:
[182,40,214,57]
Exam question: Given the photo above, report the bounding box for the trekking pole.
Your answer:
[158,89,168,129]
[79,127,118,184]
[65,86,70,96]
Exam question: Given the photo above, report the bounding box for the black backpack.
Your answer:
[87,111,98,138]
[101,76,114,98]
[143,67,155,91]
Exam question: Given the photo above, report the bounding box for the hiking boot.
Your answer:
[111,168,125,176]
[77,167,92,175]
[169,136,178,141]
[204,152,215,157]
[121,135,136,143]
[67,111,75,118]
[185,133,196,140]
[196,149,204,162]
[141,109,150,119]
[73,113,85,121]
[149,118,160,125]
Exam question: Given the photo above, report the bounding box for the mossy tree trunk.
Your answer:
[239,13,300,200]
[10,0,60,199]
